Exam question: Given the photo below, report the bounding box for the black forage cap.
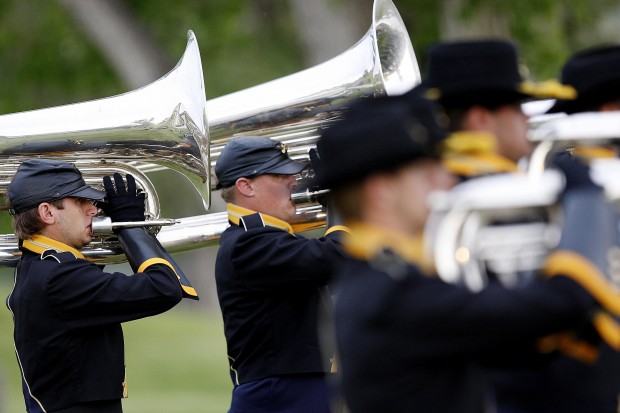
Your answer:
[7,159,105,215]
[315,92,448,190]
[214,137,308,189]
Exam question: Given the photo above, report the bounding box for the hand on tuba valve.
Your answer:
[90,172,181,236]
[100,173,146,232]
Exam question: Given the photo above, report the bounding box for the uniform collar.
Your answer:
[441,131,520,177]
[343,222,434,275]
[22,234,85,259]
[227,203,293,234]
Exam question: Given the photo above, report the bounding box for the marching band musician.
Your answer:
[6,159,198,413]
[213,137,347,413]
[419,39,575,180]
[314,93,620,413]
[491,44,620,413]
[418,39,620,412]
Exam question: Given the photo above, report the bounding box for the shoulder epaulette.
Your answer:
[41,250,77,263]
[239,213,265,231]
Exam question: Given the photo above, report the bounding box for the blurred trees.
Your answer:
[1,0,619,115]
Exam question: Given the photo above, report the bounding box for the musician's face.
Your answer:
[489,104,530,162]
[392,159,456,235]
[40,197,98,249]
[247,173,298,222]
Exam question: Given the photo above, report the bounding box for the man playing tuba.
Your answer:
[213,137,347,413]
[6,159,197,413]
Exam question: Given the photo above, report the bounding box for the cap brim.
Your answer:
[65,185,106,200]
[262,159,308,175]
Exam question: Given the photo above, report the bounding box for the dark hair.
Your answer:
[444,107,468,132]
[12,199,64,240]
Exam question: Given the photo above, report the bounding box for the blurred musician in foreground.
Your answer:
[491,44,620,413]
[419,39,575,179]
[213,137,347,413]
[314,94,620,413]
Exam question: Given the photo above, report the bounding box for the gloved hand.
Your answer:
[100,173,146,231]
[553,151,599,193]
[309,148,329,207]
[309,148,322,176]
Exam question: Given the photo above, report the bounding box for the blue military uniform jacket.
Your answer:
[6,235,184,413]
[215,204,346,385]
[334,224,613,413]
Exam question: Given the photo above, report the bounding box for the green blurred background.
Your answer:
[1,0,620,411]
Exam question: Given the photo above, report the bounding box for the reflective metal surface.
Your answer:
[427,111,620,291]
[425,170,564,291]
[0,0,418,266]
[207,0,420,173]
[0,30,210,210]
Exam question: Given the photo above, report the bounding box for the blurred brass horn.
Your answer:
[426,111,620,291]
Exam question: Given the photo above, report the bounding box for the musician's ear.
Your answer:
[235,177,255,197]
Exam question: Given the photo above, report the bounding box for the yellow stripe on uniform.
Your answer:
[440,131,519,177]
[593,311,620,350]
[137,257,198,297]
[23,234,86,259]
[326,225,352,236]
[227,203,293,234]
[543,250,620,316]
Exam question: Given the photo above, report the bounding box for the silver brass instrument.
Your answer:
[425,170,564,292]
[0,0,419,265]
[154,0,419,255]
[0,31,210,209]
[528,111,620,179]
[426,111,620,291]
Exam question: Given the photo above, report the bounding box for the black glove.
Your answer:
[309,148,329,207]
[117,227,199,300]
[309,148,322,176]
[100,173,146,231]
[553,151,598,193]
[309,148,344,227]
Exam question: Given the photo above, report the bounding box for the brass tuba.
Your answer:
[425,111,620,291]
[0,0,419,265]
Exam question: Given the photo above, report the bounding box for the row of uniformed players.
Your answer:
[213,40,620,413]
[7,39,620,413]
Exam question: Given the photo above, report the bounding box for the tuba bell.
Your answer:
[152,0,420,255]
[0,0,419,265]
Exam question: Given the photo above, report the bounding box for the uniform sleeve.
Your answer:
[350,266,595,360]
[412,276,594,357]
[45,257,183,327]
[230,227,345,290]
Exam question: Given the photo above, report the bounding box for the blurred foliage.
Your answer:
[0,1,123,113]
[442,0,620,79]
[1,0,620,410]
[0,0,304,114]
[2,0,619,114]
[126,0,304,98]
